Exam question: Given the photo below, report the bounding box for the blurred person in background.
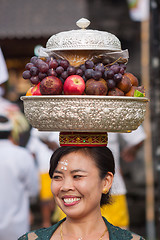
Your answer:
[0,47,29,146]
[27,128,60,228]
[0,114,39,240]
[0,47,8,89]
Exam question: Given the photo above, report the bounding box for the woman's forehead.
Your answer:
[57,151,96,169]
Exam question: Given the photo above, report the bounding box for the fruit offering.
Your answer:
[22,55,145,97]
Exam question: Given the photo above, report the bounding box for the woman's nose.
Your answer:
[60,177,75,191]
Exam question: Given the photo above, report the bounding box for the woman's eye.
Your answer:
[73,175,82,179]
[52,175,62,180]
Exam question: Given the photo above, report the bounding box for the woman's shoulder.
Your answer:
[103,218,145,240]
[18,219,65,240]
[18,227,53,240]
[108,224,145,240]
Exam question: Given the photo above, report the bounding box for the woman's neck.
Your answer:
[63,212,106,238]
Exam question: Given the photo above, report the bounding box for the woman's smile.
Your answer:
[62,196,81,206]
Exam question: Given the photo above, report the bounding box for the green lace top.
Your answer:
[18,217,145,240]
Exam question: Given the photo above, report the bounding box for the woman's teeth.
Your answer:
[63,198,80,203]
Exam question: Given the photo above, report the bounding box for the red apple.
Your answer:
[26,82,42,96]
[40,76,63,95]
[63,75,85,95]
[85,78,108,95]
[32,82,42,95]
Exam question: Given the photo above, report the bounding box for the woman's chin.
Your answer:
[62,209,84,220]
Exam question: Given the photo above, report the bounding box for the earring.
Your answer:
[102,188,108,194]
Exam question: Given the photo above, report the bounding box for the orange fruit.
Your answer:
[26,87,33,96]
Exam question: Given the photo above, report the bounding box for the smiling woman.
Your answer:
[18,146,145,240]
[50,147,114,220]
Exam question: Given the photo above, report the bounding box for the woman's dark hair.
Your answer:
[49,146,115,206]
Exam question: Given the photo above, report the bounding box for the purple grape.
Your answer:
[102,58,110,65]
[38,62,49,73]
[30,56,38,65]
[114,73,122,83]
[82,75,87,82]
[104,70,108,80]
[38,72,47,80]
[119,67,125,75]
[22,70,31,79]
[92,70,102,80]
[60,59,70,70]
[45,57,51,64]
[119,63,127,70]
[67,66,76,75]
[25,62,34,70]
[95,63,105,73]
[105,70,114,79]
[85,60,94,69]
[110,64,120,74]
[56,66,64,75]
[76,68,83,77]
[61,71,68,80]
[30,66,39,76]
[85,69,94,79]
[49,59,58,69]
[57,59,62,65]
[107,79,116,89]
[79,64,86,72]
[35,58,44,67]
[47,69,57,77]
[30,76,40,84]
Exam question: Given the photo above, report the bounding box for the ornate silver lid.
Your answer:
[45,18,121,52]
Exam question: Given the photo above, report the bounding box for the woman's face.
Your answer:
[51,151,112,219]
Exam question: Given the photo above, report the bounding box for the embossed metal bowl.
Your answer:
[21,96,148,132]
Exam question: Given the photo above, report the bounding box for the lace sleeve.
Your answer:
[18,232,39,240]
[18,234,28,240]
[131,233,145,240]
